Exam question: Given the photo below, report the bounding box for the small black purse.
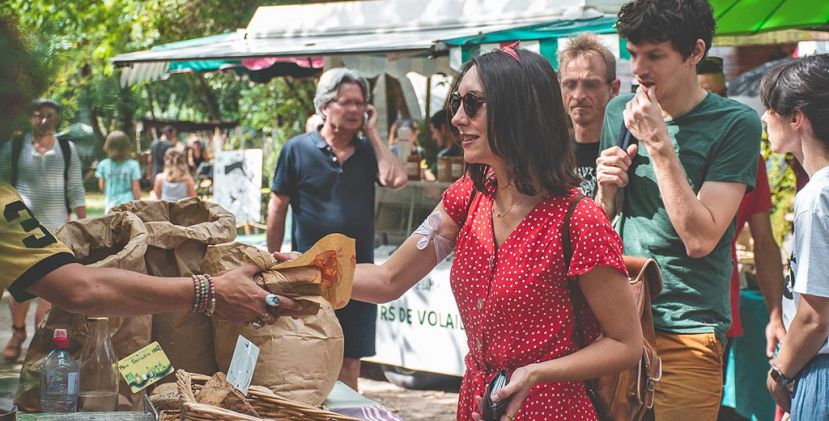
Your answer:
[481,369,510,421]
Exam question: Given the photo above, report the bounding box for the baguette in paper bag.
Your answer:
[242,233,356,310]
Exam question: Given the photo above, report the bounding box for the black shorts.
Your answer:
[335,299,377,359]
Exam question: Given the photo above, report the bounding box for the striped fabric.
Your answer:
[0,134,86,231]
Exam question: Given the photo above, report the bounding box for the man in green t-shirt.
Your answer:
[595,1,761,419]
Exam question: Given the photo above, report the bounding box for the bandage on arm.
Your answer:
[413,212,455,263]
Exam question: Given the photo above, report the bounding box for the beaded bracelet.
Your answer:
[191,274,215,316]
[191,274,200,312]
[204,274,216,317]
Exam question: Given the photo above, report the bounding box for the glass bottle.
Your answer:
[78,317,119,412]
[40,328,79,412]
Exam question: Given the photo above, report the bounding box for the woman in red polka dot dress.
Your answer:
[352,47,643,420]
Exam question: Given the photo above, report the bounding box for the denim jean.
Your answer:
[791,354,829,421]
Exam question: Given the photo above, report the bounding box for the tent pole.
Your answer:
[425,75,432,123]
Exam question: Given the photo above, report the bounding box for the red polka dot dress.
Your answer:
[442,177,627,421]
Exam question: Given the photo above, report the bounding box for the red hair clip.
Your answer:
[500,42,520,62]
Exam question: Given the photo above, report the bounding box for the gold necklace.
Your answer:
[492,195,529,219]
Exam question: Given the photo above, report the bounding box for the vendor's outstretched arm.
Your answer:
[353,202,459,303]
[27,263,304,324]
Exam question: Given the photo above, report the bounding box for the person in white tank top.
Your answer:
[153,148,195,202]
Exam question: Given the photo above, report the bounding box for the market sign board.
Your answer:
[213,149,263,225]
[366,249,468,377]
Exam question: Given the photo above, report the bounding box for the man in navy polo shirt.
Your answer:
[267,68,407,391]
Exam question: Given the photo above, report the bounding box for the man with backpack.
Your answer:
[0,98,86,361]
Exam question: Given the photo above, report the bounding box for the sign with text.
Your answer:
[365,250,468,377]
[226,336,259,395]
[213,149,263,224]
[117,341,174,393]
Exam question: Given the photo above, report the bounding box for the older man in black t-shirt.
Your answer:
[559,34,620,198]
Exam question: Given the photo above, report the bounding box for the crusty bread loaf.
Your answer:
[149,382,181,411]
[197,372,258,417]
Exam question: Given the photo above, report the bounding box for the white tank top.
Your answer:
[161,179,188,201]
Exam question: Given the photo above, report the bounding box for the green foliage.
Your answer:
[0,15,50,140]
[4,0,314,163]
[762,140,796,245]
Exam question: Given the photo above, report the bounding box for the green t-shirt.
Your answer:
[599,92,761,342]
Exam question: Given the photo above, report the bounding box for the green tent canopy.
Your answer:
[439,16,620,69]
[711,0,829,35]
[154,32,242,73]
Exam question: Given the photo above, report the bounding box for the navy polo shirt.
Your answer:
[271,131,377,264]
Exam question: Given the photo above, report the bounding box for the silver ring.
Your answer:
[258,312,274,325]
[265,294,281,308]
[250,320,264,329]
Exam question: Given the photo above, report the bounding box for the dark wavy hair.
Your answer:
[448,48,579,197]
[760,54,829,147]
[617,0,715,60]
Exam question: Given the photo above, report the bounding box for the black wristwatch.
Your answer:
[769,362,794,386]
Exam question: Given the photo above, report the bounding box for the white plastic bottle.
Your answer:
[40,328,79,412]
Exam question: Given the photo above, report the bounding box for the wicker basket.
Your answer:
[176,370,363,421]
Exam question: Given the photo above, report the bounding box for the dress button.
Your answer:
[476,298,483,310]
[476,339,482,351]
[488,255,494,265]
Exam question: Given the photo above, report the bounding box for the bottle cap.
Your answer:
[52,329,69,349]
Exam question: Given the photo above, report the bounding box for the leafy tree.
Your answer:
[3,0,315,162]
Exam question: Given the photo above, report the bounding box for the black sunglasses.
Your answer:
[449,92,486,119]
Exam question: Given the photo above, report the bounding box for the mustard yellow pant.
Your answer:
[651,332,724,421]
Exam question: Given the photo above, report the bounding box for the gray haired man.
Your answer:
[266,68,406,390]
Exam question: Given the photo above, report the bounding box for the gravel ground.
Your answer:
[359,377,459,421]
[358,363,460,421]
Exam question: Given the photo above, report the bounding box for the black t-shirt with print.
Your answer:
[572,140,600,198]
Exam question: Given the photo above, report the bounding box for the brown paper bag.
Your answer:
[112,198,237,377]
[230,233,355,310]
[15,212,152,412]
[203,242,346,406]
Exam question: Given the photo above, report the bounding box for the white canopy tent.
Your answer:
[112,0,627,120]
[113,0,626,75]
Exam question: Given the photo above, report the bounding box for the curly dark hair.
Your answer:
[448,48,579,197]
[617,0,715,59]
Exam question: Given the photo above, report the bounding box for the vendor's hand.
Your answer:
[596,144,638,198]
[766,371,792,412]
[765,315,787,358]
[272,251,301,263]
[623,86,669,151]
[211,264,304,325]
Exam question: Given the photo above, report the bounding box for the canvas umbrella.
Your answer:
[711,0,829,35]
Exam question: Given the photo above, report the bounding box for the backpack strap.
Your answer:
[57,137,72,212]
[10,135,24,187]
[561,192,585,268]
